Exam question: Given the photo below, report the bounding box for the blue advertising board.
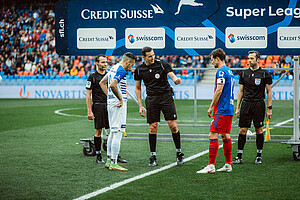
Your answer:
[55,0,300,55]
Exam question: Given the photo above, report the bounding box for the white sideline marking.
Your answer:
[272,117,299,127]
[73,145,223,200]
[263,116,299,132]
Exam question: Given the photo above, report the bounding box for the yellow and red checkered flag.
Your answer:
[264,119,271,142]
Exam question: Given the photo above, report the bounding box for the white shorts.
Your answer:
[107,102,127,133]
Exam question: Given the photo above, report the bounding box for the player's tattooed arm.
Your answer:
[110,79,123,107]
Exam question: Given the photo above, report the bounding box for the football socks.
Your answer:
[111,131,123,164]
[237,134,246,158]
[94,136,101,153]
[223,138,232,164]
[149,133,157,154]
[106,132,113,159]
[172,131,181,150]
[208,139,219,165]
[256,133,264,157]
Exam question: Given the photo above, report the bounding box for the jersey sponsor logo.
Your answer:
[255,78,261,85]
[218,71,224,77]
[155,73,160,79]
[86,81,91,88]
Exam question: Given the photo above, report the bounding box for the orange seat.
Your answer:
[241,59,247,66]
[74,59,80,66]
[259,59,265,65]
[58,71,65,77]
[266,59,272,64]
[24,71,29,77]
[273,55,280,63]
[18,71,24,77]
[78,70,85,78]
[29,72,34,76]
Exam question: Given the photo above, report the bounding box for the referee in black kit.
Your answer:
[86,54,127,164]
[134,46,184,167]
[232,50,272,165]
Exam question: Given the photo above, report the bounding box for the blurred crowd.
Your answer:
[227,55,294,77]
[0,5,294,80]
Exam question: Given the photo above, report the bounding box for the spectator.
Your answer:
[24,59,32,72]
[70,65,78,76]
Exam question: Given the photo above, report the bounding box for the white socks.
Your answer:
[108,131,123,164]
[106,131,113,160]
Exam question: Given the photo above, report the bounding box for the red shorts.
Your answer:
[210,114,233,134]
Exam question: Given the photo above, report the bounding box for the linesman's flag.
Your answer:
[265,119,271,142]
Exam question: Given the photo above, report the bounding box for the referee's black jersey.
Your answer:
[134,59,173,96]
[239,67,272,102]
[86,71,107,103]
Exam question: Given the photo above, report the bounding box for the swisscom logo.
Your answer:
[225,27,267,49]
[228,33,235,43]
[128,34,135,44]
[125,28,165,49]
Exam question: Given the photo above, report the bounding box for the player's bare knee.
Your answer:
[169,124,178,133]
[255,127,263,134]
[221,133,230,140]
[149,123,158,134]
[209,132,218,139]
[149,129,157,134]
[95,129,102,137]
[239,128,247,135]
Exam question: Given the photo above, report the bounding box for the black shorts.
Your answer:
[92,103,109,130]
[239,101,265,128]
[145,92,177,124]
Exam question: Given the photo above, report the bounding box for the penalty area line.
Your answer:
[73,145,223,200]
[54,108,86,118]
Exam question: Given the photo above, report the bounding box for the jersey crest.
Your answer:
[255,78,261,85]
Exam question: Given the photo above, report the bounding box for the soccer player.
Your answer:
[134,46,184,167]
[232,50,272,165]
[197,48,234,174]
[100,52,136,171]
[86,54,110,164]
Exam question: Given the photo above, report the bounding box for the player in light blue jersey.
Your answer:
[100,52,136,171]
[197,48,234,174]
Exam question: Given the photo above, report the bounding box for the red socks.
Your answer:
[208,138,232,165]
[223,138,232,164]
[208,139,219,165]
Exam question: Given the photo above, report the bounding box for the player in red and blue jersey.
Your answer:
[197,48,234,174]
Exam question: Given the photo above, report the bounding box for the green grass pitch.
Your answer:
[0,99,299,199]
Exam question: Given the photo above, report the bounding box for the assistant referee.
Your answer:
[86,54,110,164]
[232,50,272,165]
[134,46,184,167]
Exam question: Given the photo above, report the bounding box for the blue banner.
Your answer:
[55,0,300,55]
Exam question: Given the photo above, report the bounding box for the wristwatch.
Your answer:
[267,106,272,109]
